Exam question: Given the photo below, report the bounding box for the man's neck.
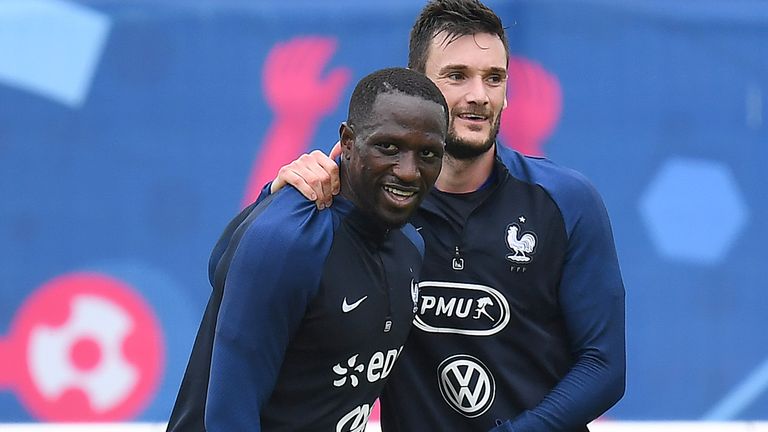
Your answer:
[435,144,496,193]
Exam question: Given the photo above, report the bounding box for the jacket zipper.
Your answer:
[375,250,393,333]
[442,162,509,272]
[452,246,465,271]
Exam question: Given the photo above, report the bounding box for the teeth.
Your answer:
[384,186,415,197]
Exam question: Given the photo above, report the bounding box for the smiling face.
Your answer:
[342,91,446,227]
[424,32,508,160]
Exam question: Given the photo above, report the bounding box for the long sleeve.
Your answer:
[493,153,626,431]
[204,190,334,431]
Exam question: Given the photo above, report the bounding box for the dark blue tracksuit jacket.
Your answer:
[166,187,424,431]
[379,145,626,432]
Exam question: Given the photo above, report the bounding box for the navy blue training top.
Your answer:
[380,145,626,432]
[167,187,425,431]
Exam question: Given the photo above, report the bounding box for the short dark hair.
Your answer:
[347,67,448,130]
[408,0,509,73]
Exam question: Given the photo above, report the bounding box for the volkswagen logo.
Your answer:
[437,354,495,418]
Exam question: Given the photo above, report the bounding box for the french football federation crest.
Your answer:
[505,221,537,264]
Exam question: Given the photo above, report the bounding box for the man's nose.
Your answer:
[464,76,490,105]
[394,152,420,182]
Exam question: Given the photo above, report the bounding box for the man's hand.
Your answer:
[242,37,349,207]
[270,143,341,209]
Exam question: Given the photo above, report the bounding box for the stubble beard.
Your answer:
[444,114,501,161]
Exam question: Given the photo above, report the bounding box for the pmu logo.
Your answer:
[0,272,164,421]
[335,403,373,432]
[437,354,495,418]
[414,281,510,336]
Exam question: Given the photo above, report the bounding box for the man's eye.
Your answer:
[487,75,503,85]
[421,149,438,158]
[377,143,398,153]
[447,73,464,81]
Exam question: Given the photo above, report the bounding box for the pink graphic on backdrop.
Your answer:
[370,398,380,422]
[499,56,562,157]
[241,36,351,206]
[0,272,164,421]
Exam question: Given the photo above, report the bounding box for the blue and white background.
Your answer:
[1,0,766,423]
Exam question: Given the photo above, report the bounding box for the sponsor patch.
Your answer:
[414,281,510,336]
[437,354,495,418]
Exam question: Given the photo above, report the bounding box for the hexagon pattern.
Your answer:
[639,157,749,264]
[1,0,766,422]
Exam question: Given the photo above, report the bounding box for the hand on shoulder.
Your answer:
[270,144,341,209]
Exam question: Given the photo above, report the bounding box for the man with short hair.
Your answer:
[166,67,449,431]
[265,1,626,431]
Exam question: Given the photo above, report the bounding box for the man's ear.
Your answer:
[339,122,355,160]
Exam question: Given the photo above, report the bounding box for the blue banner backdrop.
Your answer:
[0,0,766,422]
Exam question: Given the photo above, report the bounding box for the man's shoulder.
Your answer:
[496,145,610,234]
[497,144,597,197]
[237,187,335,252]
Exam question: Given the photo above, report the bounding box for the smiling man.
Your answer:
[166,67,448,432]
[421,32,506,164]
[262,1,626,431]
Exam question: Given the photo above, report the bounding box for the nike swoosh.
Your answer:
[342,296,368,313]
[415,226,423,231]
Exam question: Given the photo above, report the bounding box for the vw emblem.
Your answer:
[437,354,495,418]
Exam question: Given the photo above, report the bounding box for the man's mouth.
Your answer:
[383,185,417,200]
[457,112,489,122]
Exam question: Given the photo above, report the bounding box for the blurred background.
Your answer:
[1,0,766,428]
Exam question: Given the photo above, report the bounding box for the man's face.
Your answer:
[344,92,446,227]
[423,32,507,160]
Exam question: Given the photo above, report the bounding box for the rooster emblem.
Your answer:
[505,224,537,263]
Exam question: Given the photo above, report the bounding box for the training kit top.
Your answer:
[380,145,626,432]
[167,187,423,432]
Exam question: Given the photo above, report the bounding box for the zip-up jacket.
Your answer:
[380,145,625,432]
[167,187,424,431]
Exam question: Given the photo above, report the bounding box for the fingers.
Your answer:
[329,141,342,160]
[302,151,339,208]
[274,166,311,199]
[316,149,340,198]
[272,150,339,209]
[269,173,287,195]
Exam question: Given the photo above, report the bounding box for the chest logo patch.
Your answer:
[414,281,510,336]
[341,296,367,313]
[437,354,496,418]
[505,218,538,269]
[332,347,403,388]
